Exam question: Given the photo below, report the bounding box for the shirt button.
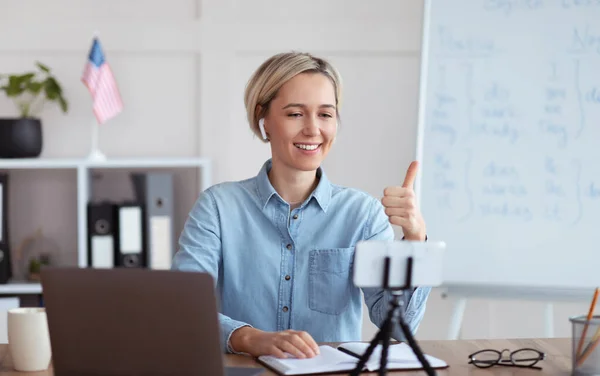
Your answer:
[286,244,292,250]
[282,306,289,312]
[285,275,291,281]
[293,214,298,220]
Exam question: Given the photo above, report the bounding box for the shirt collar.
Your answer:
[256,159,331,212]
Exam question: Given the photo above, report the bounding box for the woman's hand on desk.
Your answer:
[230,327,320,359]
[382,161,426,241]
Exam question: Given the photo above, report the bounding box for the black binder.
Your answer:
[87,202,117,268]
[0,173,13,284]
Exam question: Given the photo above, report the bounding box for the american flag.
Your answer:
[82,37,123,124]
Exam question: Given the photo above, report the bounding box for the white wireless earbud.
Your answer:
[258,118,268,140]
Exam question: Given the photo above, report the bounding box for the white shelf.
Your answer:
[85,157,210,168]
[0,156,212,292]
[0,157,210,170]
[0,282,42,295]
[0,158,81,169]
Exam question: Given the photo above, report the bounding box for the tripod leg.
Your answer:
[397,317,437,376]
[350,325,386,376]
[376,294,401,376]
[351,298,399,376]
[379,318,391,376]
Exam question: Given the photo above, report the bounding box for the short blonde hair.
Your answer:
[244,51,343,141]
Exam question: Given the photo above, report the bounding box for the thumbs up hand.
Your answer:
[381,161,427,241]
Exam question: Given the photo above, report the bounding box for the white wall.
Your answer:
[0,0,587,341]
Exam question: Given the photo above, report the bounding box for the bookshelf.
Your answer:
[0,281,43,295]
[0,157,212,295]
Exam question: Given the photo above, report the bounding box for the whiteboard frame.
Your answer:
[414,0,432,204]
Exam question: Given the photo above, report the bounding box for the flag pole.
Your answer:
[87,117,106,162]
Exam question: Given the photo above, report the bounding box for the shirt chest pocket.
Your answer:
[308,248,354,315]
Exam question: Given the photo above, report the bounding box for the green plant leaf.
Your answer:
[44,77,60,100]
[58,96,68,113]
[8,76,22,88]
[27,81,43,94]
[16,73,35,85]
[5,78,26,97]
[29,259,41,273]
[36,61,51,73]
[5,88,24,97]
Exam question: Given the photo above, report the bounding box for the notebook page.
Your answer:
[337,342,448,371]
[258,345,359,375]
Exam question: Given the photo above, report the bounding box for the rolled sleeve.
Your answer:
[221,315,253,354]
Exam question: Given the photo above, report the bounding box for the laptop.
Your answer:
[40,267,263,376]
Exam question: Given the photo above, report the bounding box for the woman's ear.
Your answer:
[256,104,269,141]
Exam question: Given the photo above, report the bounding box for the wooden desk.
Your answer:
[0,338,573,375]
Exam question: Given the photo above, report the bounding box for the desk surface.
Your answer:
[0,338,573,375]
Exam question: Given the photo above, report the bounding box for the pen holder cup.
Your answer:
[571,315,600,376]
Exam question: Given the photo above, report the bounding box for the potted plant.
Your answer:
[28,253,51,282]
[0,62,68,158]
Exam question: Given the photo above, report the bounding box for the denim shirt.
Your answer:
[172,159,431,353]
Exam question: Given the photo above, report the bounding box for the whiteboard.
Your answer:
[417,0,600,289]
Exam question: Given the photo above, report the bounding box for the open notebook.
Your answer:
[257,342,448,375]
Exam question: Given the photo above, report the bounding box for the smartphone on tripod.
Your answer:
[353,240,446,289]
[351,240,447,376]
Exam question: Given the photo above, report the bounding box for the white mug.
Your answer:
[7,307,52,372]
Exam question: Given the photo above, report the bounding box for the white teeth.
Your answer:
[295,144,319,151]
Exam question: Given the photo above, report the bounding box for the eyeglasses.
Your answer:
[468,348,546,370]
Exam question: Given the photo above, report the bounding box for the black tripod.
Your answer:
[350,256,436,376]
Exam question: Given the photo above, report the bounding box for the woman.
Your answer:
[172,52,430,359]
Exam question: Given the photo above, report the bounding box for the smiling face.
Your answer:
[262,72,338,172]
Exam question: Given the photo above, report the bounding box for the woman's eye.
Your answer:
[321,113,333,118]
[287,113,302,117]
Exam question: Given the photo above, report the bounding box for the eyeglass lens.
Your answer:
[511,349,541,367]
[471,350,500,367]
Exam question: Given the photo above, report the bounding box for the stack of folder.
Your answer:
[87,172,175,270]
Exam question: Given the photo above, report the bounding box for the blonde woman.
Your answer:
[172,52,430,359]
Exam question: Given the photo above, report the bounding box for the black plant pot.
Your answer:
[0,117,43,158]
